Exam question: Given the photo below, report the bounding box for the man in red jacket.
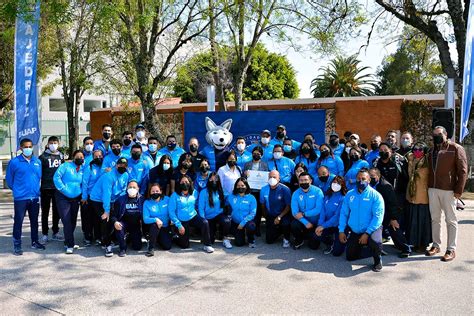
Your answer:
[426,126,467,262]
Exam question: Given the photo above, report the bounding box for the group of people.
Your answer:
[6,122,467,272]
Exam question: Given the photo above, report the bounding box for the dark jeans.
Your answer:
[346,226,383,264]
[41,188,60,235]
[315,227,346,256]
[115,214,142,251]
[13,198,40,248]
[208,213,231,243]
[175,215,211,248]
[265,215,291,244]
[291,220,320,249]
[231,221,256,246]
[149,224,172,250]
[81,200,101,242]
[55,191,80,248]
[89,200,113,247]
[387,221,411,253]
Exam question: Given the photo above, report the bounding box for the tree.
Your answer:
[310,55,377,97]
[173,43,299,102]
[374,0,468,94]
[377,27,445,95]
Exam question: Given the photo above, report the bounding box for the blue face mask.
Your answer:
[356,180,369,191]
[283,145,292,153]
[22,147,33,157]
[148,144,157,152]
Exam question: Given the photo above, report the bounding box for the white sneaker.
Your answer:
[203,245,215,253]
[222,238,233,249]
[282,239,290,248]
[41,234,49,244]
[65,247,73,254]
[249,241,256,248]
[105,246,113,257]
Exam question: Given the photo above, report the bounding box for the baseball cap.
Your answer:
[330,132,339,138]
[135,123,145,130]
[276,125,286,130]
[117,157,128,165]
[262,129,271,135]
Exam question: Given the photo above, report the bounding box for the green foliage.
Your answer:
[173,44,299,102]
[377,28,445,95]
[400,99,433,144]
[310,54,377,97]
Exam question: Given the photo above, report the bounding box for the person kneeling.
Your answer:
[111,180,144,257]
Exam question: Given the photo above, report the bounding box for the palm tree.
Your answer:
[310,55,377,97]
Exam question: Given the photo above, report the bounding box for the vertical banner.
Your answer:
[460,2,474,142]
[14,0,41,148]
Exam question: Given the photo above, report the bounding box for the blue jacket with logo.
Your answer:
[143,197,170,227]
[127,157,151,194]
[366,149,380,166]
[53,161,84,199]
[236,150,252,169]
[101,151,129,172]
[268,156,295,183]
[143,150,163,168]
[93,139,110,156]
[111,194,145,223]
[198,189,224,220]
[6,155,42,201]
[82,163,102,200]
[318,192,344,228]
[259,183,291,217]
[158,146,186,169]
[194,173,210,193]
[313,173,336,194]
[295,155,318,179]
[247,142,274,163]
[317,156,344,176]
[168,190,198,229]
[344,159,370,190]
[338,186,384,234]
[84,150,93,166]
[332,143,345,157]
[291,185,324,226]
[226,193,257,227]
[90,169,129,213]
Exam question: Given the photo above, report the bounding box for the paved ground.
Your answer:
[0,200,473,315]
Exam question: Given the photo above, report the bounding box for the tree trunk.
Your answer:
[234,73,245,111]
[141,95,164,145]
[209,0,226,111]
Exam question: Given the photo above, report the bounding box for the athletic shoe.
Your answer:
[14,247,23,256]
[31,242,45,250]
[51,233,64,241]
[145,248,155,257]
[65,247,74,254]
[323,245,334,255]
[203,245,215,253]
[95,239,102,246]
[222,238,232,249]
[118,249,126,257]
[105,245,113,257]
[41,234,49,244]
[399,251,410,258]
[282,239,290,248]
[293,241,304,250]
[372,262,383,272]
[73,245,80,249]
[84,239,92,247]
[248,241,256,248]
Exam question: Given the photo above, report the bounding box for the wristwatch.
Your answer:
[277,216,281,221]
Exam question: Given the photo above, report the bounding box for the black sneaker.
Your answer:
[118,249,126,257]
[145,248,154,257]
[293,241,304,250]
[323,245,333,255]
[84,239,92,247]
[14,247,23,256]
[31,242,45,250]
[399,251,410,258]
[372,262,383,272]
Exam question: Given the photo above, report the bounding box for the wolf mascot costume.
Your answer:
[200,117,233,172]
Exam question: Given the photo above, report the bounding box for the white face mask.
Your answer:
[273,152,282,160]
[345,147,351,154]
[163,163,170,171]
[136,131,146,139]
[49,143,59,152]
[127,187,138,197]
[268,177,278,186]
[331,182,342,192]
[85,144,94,152]
[261,137,270,144]
[236,143,246,152]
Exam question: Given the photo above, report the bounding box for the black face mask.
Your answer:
[227,160,236,167]
[182,163,192,170]
[112,148,121,156]
[180,183,190,191]
[299,183,310,190]
[380,151,390,160]
[74,158,84,166]
[301,147,310,154]
[131,152,141,160]
[318,175,329,183]
[189,144,198,153]
[150,193,161,200]
[200,166,210,173]
[92,157,103,166]
[252,153,261,161]
[320,149,330,158]
[123,139,132,146]
[350,154,360,161]
[370,178,378,187]
[276,131,285,139]
[329,139,339,147]
[117,166,127,174]
[168,143,177,149]
[236,187,246,194]
[103,132,111,140]
[433,134,444,145]
[370,143,379,150]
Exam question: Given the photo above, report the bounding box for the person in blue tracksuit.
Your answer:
[143,137,162,167]
[260,170,292,247]
[89,158,129,257]
[121,131,134,158]
[247,129,274,163]
[270,124,302,151]
[6,138,45,255]
[81,150,103,245]
[171,153,196,193]
[101,139,128,172]
[317,143,344,176]
[234,136,252,169]
[295,140,319,180]
[366,135,382,166]
[53,150,85,254]
[127,144,152,194]
[315,176,347,255]
[168,175,214,253]
[344,147,370,190]
[143,183,172,256]
[226,177,257,247]
[194,158,211,193]
[148,155,173,196]
[283,138,298,160]
[111,180,145,257]
[291,172,324,250]
[158,135,186,169]
[313,166,336,194]
[93,124,113,156]
[328,132,345,157]
[339,168,385,272]
[268,145,295,185]
[198,172,232,248]
[83,136,94,167]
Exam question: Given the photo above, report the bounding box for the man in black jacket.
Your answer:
[369,168,411,258]
[38,136,64,243]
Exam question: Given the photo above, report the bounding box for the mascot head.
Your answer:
[205,117,233,150]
